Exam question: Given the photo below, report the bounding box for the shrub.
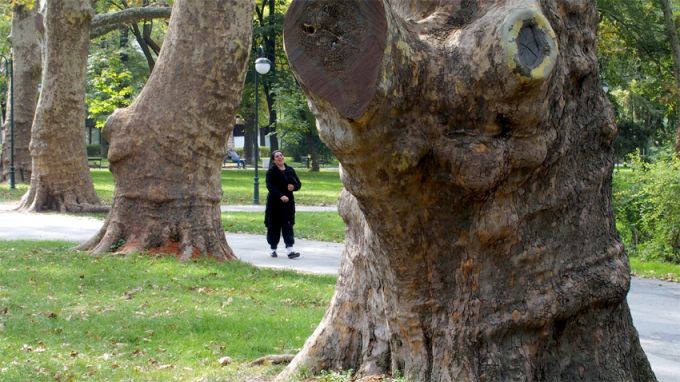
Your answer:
[86,144,102,157]
[613,152,680,263]
[259,146,270,159]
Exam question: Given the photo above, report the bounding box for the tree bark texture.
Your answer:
[77,0,253,260]
[282,1,656,381]
[18,0,102,212]
[0,2,42,184]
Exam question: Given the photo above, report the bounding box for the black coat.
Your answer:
[264,164,301,227]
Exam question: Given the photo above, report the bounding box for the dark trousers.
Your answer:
[267,221,295,250]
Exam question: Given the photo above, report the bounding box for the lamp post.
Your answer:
[0,54,14,189]
[253,55,272,205]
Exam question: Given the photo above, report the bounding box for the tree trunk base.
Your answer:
[17,176,105,213]
[77,197,235,261]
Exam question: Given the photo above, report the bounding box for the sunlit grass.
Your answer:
[0,168,343,206]
[629,256,680,282]
[0,241,336,381]
[222,211,345,243]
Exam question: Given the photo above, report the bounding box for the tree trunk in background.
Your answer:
[77,0,252,260]
[281,1,656,381]
[305,132,319,172]
[0,2,42,184]
[659,0,680,153]
[18,0,102,212]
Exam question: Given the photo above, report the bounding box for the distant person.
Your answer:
[225,149,246,169]
[264,150,301,259]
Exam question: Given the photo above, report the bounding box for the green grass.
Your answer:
[0,183,28,202]
[0,168,343,206]
[629,256,680,282]
[0,241,336,381]
[221,169,342,206]
[222,212,345,243]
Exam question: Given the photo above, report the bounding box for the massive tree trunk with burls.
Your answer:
[18,0,102,212]
[0,2,42,184]
[77,0,252,260]
[281,1,656,381]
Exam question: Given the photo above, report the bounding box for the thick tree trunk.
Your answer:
[0,2,41,184]
[281,1,656,381]
[18,0,102,212]
[77,0,252,260]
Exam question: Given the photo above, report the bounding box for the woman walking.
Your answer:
[265,150,301,259]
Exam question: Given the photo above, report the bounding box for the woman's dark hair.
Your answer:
[269,150,283,169]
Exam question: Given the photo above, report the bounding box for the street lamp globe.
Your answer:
[255,57,271,75]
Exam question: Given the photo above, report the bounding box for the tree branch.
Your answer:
[90,6,171,39]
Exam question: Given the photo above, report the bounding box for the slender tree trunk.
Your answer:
[18,0,102,212]
[0,2,42,184]
[131,23,155,73]
[305,132,319,172]
[281,1,656,381]
[77,0,252,260]
[659,0,680,153]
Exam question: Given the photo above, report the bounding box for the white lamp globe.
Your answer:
[255,57,272,75]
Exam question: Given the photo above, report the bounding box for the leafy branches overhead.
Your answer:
[598,0,680,156]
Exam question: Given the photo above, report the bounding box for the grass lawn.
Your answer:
[630,257,680,282]
[0,241,336,381]
[222,212,345,243]
[2,169,679,281]
[0,168,342,206]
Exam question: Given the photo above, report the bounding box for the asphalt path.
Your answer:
[0,207,678,381]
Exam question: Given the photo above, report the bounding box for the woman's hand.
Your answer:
[280,195,290,203]
[287,184,295,191]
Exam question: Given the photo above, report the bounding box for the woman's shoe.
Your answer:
[271,251,278,258]
[287,252,300,259]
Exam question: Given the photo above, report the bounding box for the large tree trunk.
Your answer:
[77,0,252,260]
[0,2,42,184]
[18,0,102,212]
[281,1,656,381]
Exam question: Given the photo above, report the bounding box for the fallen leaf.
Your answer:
[218,356,232,366]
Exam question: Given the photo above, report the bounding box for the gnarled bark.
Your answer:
[77,0,252,261]
[281,1,656,381]
[18,0,103,212]
[0,2,41,184]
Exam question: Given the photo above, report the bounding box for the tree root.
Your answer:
[17,181,104,213]
[248,354,296,367]
[76,206,236,261]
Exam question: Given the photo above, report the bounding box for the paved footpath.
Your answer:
[0,205,678,381]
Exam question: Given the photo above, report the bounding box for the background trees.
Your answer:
[598,0,680,158]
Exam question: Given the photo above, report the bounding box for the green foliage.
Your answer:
[0,241,335,381]
[260,146,271,160]
[598,0,679,152]
[613,151,680,263]
[86,144,102,157]
[86,54,135,129]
